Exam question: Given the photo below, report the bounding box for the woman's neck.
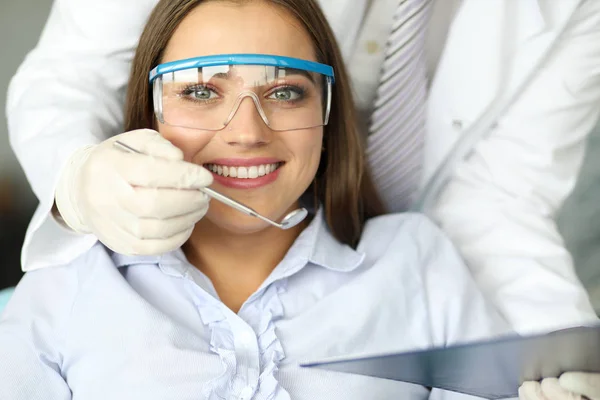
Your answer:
[183,217,306,313]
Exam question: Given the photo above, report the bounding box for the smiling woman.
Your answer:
[125,0,381,248]
[122,0,387,313]
[0,0,512,399]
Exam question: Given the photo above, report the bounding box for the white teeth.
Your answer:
[248,166,258,179]
[205,163,281,179]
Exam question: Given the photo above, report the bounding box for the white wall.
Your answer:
[0,0,53,205]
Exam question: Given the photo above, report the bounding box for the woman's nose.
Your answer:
[220,96,272,147]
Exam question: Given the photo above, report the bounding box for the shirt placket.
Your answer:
[228,316,261,399]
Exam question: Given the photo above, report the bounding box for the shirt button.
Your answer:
[365,40,380,54]
[239,386,255,400]
[452,119,463,130]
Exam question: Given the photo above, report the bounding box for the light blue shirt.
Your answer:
[0,211,511,399]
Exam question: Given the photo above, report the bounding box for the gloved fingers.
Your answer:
[560,372,600,400]
[520,381,549,400]
[118,186,210,219]
[118,205,208,240]
[115,153,213,189]
[112,129,184,161]
[541,378,582,400]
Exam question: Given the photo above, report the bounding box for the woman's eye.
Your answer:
[269,87,303,101]
[183,86,218,100]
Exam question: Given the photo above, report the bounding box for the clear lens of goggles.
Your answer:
[152,61,334,132]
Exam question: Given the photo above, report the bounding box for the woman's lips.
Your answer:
[204,160,283,189]
[211,169,281,189]
[206,157,281,167]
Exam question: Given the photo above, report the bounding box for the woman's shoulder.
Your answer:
[28,242,116,281]
[357,212,455,267]
[361,212,445,244]
[1,243,116,322]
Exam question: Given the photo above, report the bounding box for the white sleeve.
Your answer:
[6,0,157,271]
[414,216,512,346]
[430,0,600,334]
[414,216,517,400]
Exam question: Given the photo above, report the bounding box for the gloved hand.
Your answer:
[54,129,213,255]
[519,373,600,400]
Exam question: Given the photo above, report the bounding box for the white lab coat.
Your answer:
[6,0,600,334]
[424,0,600,333]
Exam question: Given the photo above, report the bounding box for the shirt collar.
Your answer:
[301,207,365,273]
[110,206,364,275]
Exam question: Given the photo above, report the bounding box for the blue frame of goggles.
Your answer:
[149,54,335,132]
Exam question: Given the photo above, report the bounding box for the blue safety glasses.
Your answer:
[149,54,335,132]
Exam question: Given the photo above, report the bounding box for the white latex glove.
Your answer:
[519,373,600,400]
[54,129,213,255]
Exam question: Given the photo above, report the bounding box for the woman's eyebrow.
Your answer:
[200,67,317,85]
[204,71,229,80]
[278,68,316,84]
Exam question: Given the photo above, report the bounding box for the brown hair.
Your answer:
[124,0,386,247]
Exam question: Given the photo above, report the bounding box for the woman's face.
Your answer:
[159,1,324,235]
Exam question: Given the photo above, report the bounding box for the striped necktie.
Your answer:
[366,0,432,212]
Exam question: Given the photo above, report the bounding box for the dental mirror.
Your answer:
[279,208,308,228]
[113,140,308,230]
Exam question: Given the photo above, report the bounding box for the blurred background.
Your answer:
[0,0,53,290]
[1,1,600,311]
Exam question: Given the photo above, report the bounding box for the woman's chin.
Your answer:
[201,210,278,236]
[197,199,304,236]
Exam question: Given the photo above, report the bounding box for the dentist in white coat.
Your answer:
[6,0,600,398]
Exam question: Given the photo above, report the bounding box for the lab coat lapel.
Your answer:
[505,0,582,94]
[433,0,582,127]
[431,0,507,125]
[420,0,583,205]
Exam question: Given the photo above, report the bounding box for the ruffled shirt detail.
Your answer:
[198,304,236,399]
[186,277,290,400]
[248,283,290,400]
[111,207,363,400]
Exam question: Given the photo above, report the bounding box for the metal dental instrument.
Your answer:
[113,140,308,230]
